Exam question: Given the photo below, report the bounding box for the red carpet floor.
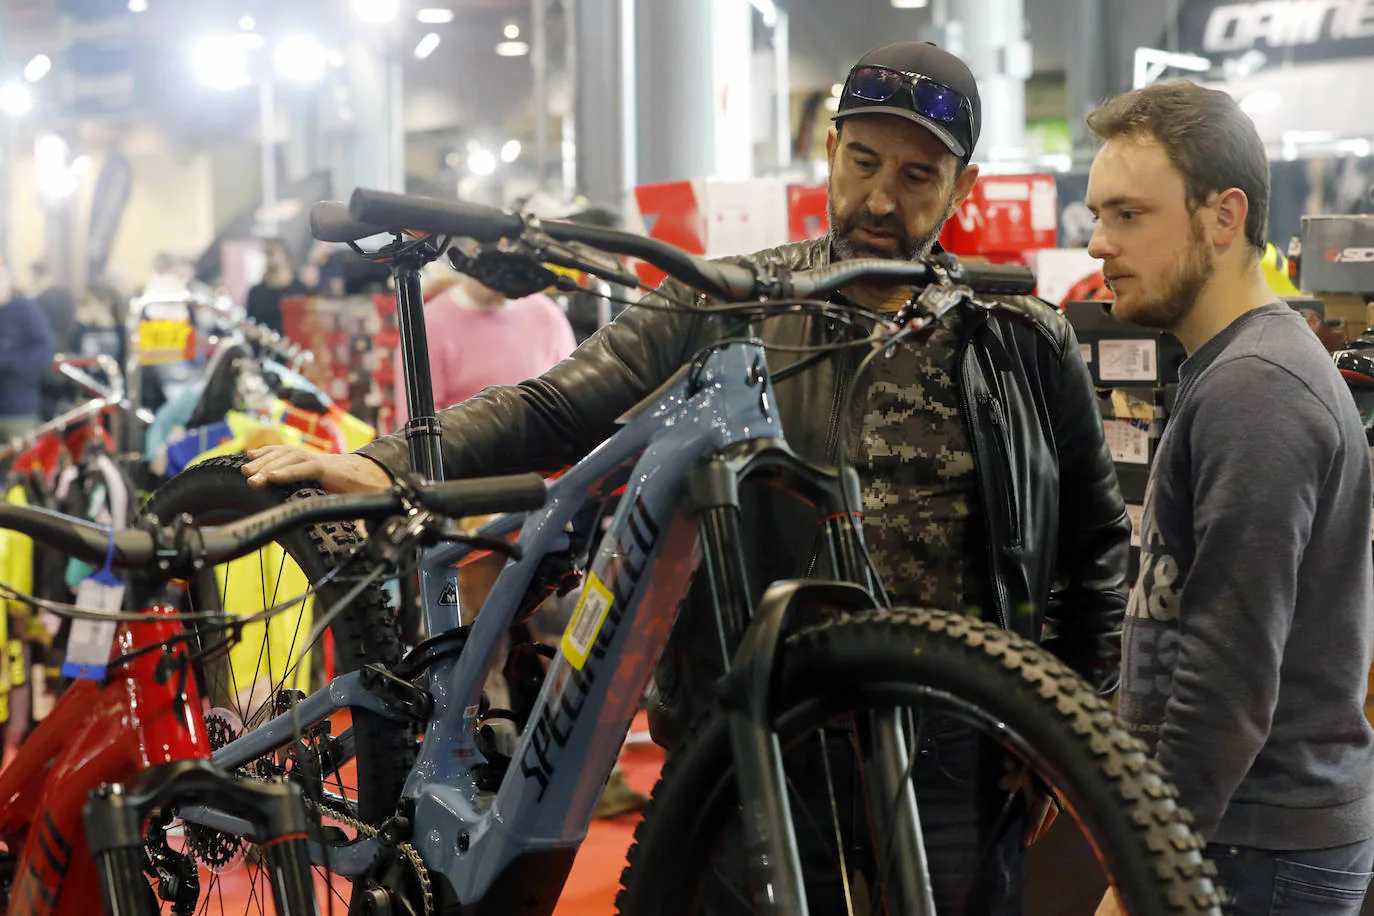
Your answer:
[553,724,663,915]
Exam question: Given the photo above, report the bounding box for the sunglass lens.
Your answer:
[847,66,904,103]
[912,81,961,122]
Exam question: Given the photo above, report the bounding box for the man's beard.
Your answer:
[826,192,956,263]
[1116,212,1214,331]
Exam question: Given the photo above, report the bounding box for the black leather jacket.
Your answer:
[360,238,1130,718]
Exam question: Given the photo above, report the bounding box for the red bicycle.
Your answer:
[0,488,347,916]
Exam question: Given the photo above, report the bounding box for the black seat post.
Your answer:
[392,250,444,483]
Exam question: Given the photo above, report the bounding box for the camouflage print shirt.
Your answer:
[856,310,977,613]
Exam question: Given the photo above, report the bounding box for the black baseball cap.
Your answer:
[834,42,982,163]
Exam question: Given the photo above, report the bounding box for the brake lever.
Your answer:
[448,246,561,299]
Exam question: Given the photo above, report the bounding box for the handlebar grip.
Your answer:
[949,262,1037,296]
[349,188,525,242]
[414,474,548,519]
[310,201,390,244]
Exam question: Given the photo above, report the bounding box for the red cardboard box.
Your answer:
[939,174,1058,257]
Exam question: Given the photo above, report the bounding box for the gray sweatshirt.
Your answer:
[1120,303,1374,848]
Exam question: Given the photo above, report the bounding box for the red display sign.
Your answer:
[631,181,707,287]
[939,174,1058,259]
[788,184,830,242]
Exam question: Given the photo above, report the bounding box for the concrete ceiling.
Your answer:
[0,0,1176,154]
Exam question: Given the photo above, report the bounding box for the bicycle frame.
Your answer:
[204,245,922,914]
[0,608,211,916]
[210,336,903,911]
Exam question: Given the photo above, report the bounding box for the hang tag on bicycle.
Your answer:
[62,559,124,682]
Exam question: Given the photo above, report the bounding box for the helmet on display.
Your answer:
[1286,235,1302,289]
[1335,348,1374,444]
[1261,243,1300,296]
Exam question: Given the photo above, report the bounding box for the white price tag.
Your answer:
[62,572,124,680]
[1098,339,1158,382]
[1103,418,1152,465]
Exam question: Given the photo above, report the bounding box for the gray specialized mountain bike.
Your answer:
[137,188,1222,916]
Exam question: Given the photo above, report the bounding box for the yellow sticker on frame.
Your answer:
[560,572,614,670]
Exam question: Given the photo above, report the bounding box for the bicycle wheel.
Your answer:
[616,607,1221,916]
[140,454,416,914]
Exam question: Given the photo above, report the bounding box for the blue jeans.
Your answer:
[1207,838,1374,916]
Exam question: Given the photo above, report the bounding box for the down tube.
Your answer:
[496,444,702,842]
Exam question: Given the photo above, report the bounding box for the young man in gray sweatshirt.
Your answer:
[1085,82,1374,915]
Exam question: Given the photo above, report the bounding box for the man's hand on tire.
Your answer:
[242,446,393,494]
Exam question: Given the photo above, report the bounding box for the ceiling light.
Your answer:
[500,139,521,163]
[24,55,51,83]
[191,36,252,92]
[71,155,92,175]
[414,32,441,59]
[327,49,345,68]
[468,148,496,176]
[239,15,256,30]
[351,0,398,25]
[495,40,529,57]
[417,8,455,23]
[830,82,843,97]
[0,81,33,117]
[275,35,328,84]
[503,23,520,39]
[127,0,148,11]
[891,0,930,7]
[824,96,840,112]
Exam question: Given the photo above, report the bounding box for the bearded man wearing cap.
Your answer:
[244,42,1129,911]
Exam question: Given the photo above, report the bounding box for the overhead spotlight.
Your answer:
[24,55,52,83]
[500,139,521,163]
[503,23,520,39]
[495,40,529,57]
[351,0,398,25]
[468,147,497,176]
[191,35,252,92]
[417,8,455,23]
[0,81,33,117]
[275,35,328,84]
[239,15,256,30]
[891,0,930,6]
[830,82,843,97]
[414,32,441,59]
[128,0,148,11]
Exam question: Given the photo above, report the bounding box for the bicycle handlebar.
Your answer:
[0,474,548,576]
[347,189,760,299]
[350,189,526,243]
[341,188,1034,300]
[310,200,392,244]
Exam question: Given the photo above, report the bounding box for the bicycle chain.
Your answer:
[308,798,433,916]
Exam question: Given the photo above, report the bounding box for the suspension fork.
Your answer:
[688,456,809,916]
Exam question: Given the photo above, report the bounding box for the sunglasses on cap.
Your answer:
[844,65,970,124]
